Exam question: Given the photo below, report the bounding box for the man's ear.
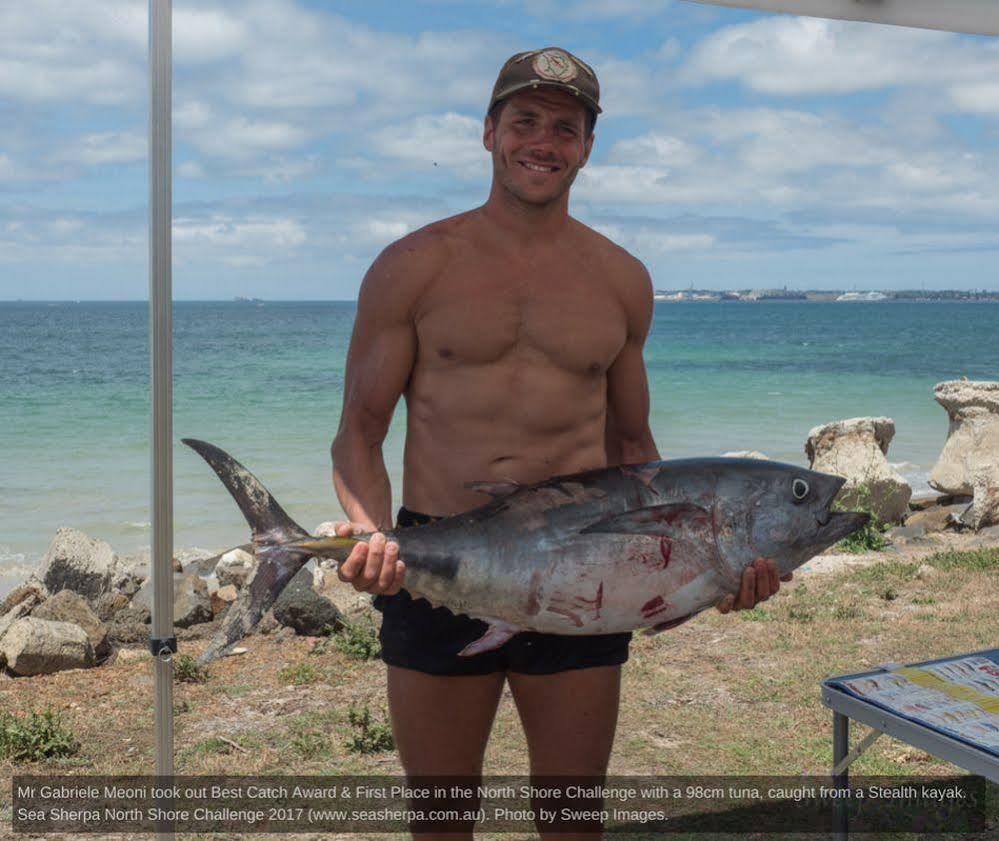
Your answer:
[483,115,495,152]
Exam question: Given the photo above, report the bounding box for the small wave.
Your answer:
[125,521,151,529]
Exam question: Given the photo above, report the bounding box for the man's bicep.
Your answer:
[606,257,658,464]
[606,340,656,459]
[339,249,423,440]
[341,317,415,440]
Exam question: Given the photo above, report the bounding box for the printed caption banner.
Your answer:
[10,775,990,834]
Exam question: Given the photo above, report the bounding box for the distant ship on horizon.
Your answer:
[233,296,264,304]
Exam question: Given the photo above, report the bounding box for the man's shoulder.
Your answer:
[379,210,478,265]
[358,212,479,316]
[569,217,652,295]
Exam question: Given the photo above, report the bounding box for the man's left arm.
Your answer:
[605,259,788,613]
[604,260,659,466]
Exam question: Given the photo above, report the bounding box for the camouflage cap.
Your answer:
[488,47,601,116]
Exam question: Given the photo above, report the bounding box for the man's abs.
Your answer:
[402,366,610,515]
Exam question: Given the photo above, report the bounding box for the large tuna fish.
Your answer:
[183,439,867,664]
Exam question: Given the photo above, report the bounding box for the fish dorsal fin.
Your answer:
[464,480,522,498]
[580,502,711,537]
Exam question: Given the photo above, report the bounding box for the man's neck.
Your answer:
[480,182,571,243]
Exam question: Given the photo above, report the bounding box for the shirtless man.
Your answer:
[330,48,788,839]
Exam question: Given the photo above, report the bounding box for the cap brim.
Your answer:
[490,80,602,115]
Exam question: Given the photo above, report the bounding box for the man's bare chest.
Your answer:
[415,259,628,377]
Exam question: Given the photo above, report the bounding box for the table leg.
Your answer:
[833,711,849,840]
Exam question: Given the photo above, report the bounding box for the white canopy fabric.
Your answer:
[683,0,999,36]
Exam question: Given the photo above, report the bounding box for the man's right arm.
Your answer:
[331,231,440,594]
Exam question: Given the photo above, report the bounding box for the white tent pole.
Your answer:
[683,0,999,36]
[148,0,175,802]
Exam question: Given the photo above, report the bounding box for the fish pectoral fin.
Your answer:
[458,619,521,656]
[643,613,696,636]
[580,503,711,537]
[464,480,522,498]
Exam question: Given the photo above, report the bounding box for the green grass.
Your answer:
[737,607,773,622]
[345,704,394,754]
[277,662,321,686]
[924,546,999,572]
[834,483,891,553]
[0,708,79,762]
[173,653,207,683]
[334,617,381,661]
[188,737,231,757]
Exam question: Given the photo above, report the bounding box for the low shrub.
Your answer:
[0,708,79,762]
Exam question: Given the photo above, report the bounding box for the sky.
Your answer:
[1,0,998,299]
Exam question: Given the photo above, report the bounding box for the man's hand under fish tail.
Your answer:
[715,558,793,614]
[317,521,406,595]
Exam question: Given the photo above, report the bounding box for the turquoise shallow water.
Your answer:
[1,300,996,593]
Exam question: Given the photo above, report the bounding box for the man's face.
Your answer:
[483,88,594,207]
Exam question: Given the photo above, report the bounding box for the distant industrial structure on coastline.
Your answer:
[653,287,999,302]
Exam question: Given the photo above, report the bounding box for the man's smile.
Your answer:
[518,160,561,174]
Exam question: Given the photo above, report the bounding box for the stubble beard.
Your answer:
[494,152,580,210]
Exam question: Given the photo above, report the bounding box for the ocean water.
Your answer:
[1,300,996,595]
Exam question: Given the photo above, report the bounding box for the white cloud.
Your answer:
[366,113,484,178]
[173,216,307,249]
[948,81,999,115]
[578,104,999,222]
[53,132,146,166]
[177,161,206,179]
[608,132,701,169]
[185,116,310,162]
[680,15,999,99]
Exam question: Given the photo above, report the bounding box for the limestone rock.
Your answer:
[960,464,999,530]
[904,503,969,533]
[132,574,212,628]
[721,451,771,460]
[253,609,281,636]
[38,528,120,605]
[95,591,131,622]
[112,558,147,597]
[272,566,345,636]
[929,380,999,495]
[315,565,378,623]
[173,575,213,628]
[215,548,255,589]
[805,417,912,524]
[0,578,48,616]
[0,617,95,675]
[210,584,238,618]
[31,590,110,661]
[183,545,252,577]
[0,596,40,649]
[107,606,151,645]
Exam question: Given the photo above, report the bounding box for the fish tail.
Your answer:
[183,439,314,665]
[182,438,310,543]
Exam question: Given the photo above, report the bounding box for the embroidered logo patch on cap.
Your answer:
[532,49,578,83]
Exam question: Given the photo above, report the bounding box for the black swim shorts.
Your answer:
[372,507,631,676]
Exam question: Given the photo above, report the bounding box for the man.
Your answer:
[329,48,788,839]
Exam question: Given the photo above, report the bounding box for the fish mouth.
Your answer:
[816,510,870,545]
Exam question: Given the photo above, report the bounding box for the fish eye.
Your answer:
[792,478,810,501]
